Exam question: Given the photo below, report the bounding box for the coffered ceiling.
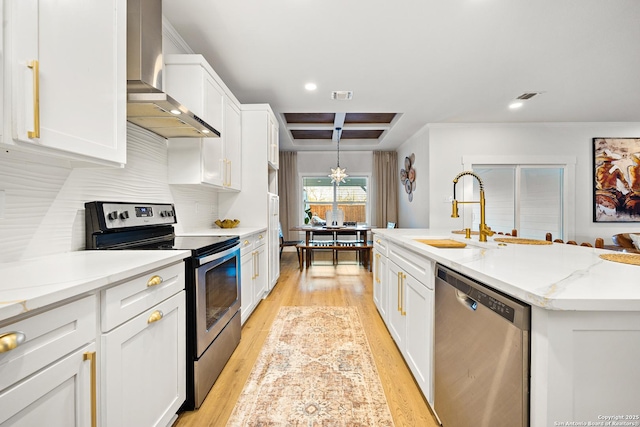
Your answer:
[162,0,640,152]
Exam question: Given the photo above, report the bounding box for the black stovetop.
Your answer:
[164,235,239,256]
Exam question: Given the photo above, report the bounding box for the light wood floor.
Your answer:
[174,252,440,427]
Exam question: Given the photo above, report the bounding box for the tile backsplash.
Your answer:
[0,124,219,262]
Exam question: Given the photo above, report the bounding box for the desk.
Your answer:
[290,225,373,269]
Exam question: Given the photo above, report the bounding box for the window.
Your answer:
[471,166,564,240]
[302,176,368,224]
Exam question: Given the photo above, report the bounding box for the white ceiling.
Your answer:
[162,0,640,152]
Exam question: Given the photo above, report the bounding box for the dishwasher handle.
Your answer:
[456,291,478,311]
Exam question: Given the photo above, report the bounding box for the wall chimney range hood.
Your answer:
[127,0,220,139]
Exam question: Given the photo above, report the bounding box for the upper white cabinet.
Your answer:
[268,114,279,170]
[165,54,241,190]
[3,0,126,166]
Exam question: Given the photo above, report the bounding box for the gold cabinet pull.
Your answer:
[27,60,40,139]
[243,239,250,246]
[147,310,164,324]
[83,351,97,427]
[397,271,402,312]
[376,239,381,244]
[252,251,258,279]
[147,275,163,287]
[375,254,381,283]
[0,331,26,353]
[401,273,407,316]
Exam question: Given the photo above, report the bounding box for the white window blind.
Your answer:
[472,166,563,240]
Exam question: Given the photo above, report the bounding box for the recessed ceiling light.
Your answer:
[305,83,317,91]
[509,102,523,109]
[170,109,181,115]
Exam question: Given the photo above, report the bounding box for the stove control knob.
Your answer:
[119,211,130,220]
[160,210,167,217]
[107,211,118,221]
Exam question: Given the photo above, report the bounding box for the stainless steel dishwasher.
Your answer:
[434,264,530,427]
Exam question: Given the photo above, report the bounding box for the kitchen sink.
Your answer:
[414,239,468,248]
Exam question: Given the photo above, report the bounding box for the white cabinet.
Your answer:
[0,343,96,427]
[268,114,279,170]
[381,241,435,405]
[165,54,241,190]
[3,0,126,166]
[373,246,389,322]
[224,100,242,190]
[240,231,268,324]
[0,295,97,427]
[100,262,186,427]
[268,193,280,291]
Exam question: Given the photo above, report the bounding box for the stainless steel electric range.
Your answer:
[85,201,241,410]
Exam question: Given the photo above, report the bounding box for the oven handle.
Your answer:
[196,243,241,266]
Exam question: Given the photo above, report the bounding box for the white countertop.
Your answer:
[178,227,267,239]
[373,228,640,312]
[0,250,190,323]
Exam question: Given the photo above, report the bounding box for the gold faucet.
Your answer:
[451,171,495,242]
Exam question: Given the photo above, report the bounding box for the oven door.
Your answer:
[195,243,241,357]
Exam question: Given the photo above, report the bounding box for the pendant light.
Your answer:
[328,127,348,185]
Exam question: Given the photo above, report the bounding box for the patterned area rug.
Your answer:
[226,306,395,426]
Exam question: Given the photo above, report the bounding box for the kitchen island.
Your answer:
[372,228,640,427]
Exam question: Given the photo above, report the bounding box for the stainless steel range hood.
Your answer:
[127,0,220,138]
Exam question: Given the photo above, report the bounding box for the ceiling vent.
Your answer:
[331,91,353,100]
[516,92,539,100]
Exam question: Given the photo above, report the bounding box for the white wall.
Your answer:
[423,122,640,245]
[397,125,430,228]
[0,124,220,262]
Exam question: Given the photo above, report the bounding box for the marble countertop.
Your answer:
[373,228,640,311]
[0,250,190,323]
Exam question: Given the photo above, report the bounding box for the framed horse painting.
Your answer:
[594,137,640,222]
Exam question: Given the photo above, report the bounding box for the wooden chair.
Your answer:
[279,222,302,258]
[545,233,604,248]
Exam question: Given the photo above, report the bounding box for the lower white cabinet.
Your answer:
[372,247,389,322]
[380,241,435,405]
[100,262,186,427]
[101,291,185,427]
[240,231,267,324]
[0,260,186,427]
[0,343,96,426]
[0,295,97,427]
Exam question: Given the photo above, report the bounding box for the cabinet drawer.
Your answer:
[254,232,266,248]
[240,236,254,257]
[0,295,96,392]
[388,243,434,289]
[373,235,389,257]
[101,262,185,332]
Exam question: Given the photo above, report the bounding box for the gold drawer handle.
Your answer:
[147,275,163,287]
[376,239,381,244]
[0,331,26,353]
[27,60,40,139]
[243,239,250,246]
[147,310,164,324]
